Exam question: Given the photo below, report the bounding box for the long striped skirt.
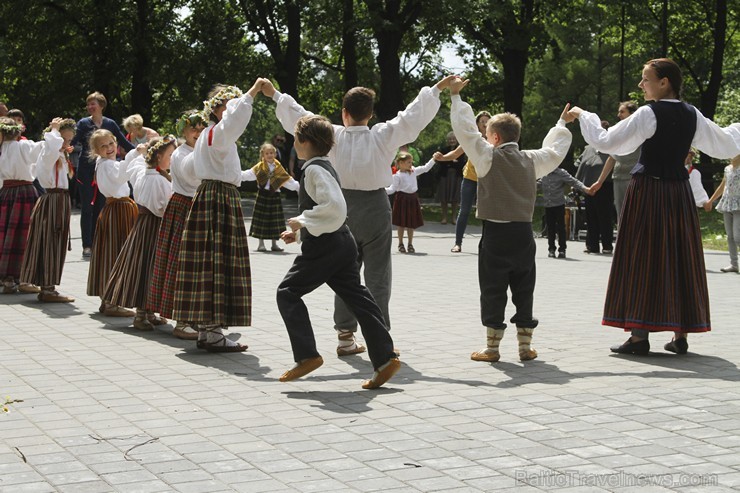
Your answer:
[249,188,285,239]
[603,174,710,333]
[0,181,38,280]
[104,207,161,309]
[172,180,252,326]
[87,197,138,296]
[20,189,71,287]
[146,192,191,318]
[392,191,424,229]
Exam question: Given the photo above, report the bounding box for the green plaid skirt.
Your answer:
[249,188,286,239]
[172,180,252,326]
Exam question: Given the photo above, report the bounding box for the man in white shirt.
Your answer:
[262,76,454,356]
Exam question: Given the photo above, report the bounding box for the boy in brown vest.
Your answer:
[447,77,575,362]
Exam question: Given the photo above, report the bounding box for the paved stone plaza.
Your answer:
[1,203,739,492]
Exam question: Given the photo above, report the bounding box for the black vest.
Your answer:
[636,101,696,180]
[298,159,342,240]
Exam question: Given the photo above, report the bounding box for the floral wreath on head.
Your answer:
[146,134,177,164]
[0,121,23,134]
[202,86,243,119]
[175,111,206,136]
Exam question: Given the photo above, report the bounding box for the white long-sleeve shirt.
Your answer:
[35,130,70,190]
[385,158,436,194]
[579,101,740,159]
[272,86,442,190]
[127,156,173,217]
[194,94,255,186]
[95,149,141,199]
[0,138,44,184]
[170,144,200,197]
[296,157,347,239]
[688,167,709,207]
[241,161,300,191]
[450,94,572,180]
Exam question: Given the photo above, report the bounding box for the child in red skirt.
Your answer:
[385,152,436,253]
[104,136,176,330]
[0,117,45,294]
[146,110,205,340]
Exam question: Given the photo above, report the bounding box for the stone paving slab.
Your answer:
[1,203,738,492]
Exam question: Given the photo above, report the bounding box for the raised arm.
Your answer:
[449,80,495,178]
[413,158,437,176]
[573,105,655,155]
[524,105,573,179]
[211,79,263,150]
[433,145,464,162]
[692,109,740,159]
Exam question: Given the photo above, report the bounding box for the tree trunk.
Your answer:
[375,32,404,121]
[131,0,153,122]
[342,0,358,91]
[699,0,726,121]
[499,48,528,120]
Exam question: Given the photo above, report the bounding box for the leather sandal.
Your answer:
[147,314,168,326]
[279,356,324,382]
[133,316,154,331]
[202,333,248,353]
[103,305,135,317]
[38,291,75,303]
[407,244,415,254]
[451,244,461,253]
[398,244,406,253]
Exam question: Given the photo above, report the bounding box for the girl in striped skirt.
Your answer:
[569,58,740,356]
[105,137,175,330]
[19,118,77,302]
[86,129,140,317]
[172,79,265,352]
[243,142,299,252]
[0,117,45,294]
[385,153,436,254]
[146,111,205,340]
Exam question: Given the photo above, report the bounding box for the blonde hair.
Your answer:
[122,114,144,132]
[88,129,116,159]
[144,135,177,180]
[259,142,277,161]
[487,113,521,143]
[86,91,107,110]
[395,152,412,164]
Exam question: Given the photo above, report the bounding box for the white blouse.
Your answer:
[579,101,740,159]
[128,157,173,217]
[273,86,442,190]
[170,144,200,197]
[95,149,141,198]
[35,130,70,190]
[0,138,44,184]
[194,94,255,186]
[385,158,436,194]
[451,95,572,180]
[688,167,709,207]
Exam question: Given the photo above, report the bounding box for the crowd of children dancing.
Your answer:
[2,58,740,389]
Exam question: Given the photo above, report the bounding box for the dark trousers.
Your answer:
[545,205,567,253]
[479,221,538,330]
[585,181,614,253]
[277,226,395,370]
[77,164,106,248]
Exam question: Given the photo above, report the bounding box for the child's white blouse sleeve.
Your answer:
[296,166,347,236]
[524,120,573,179]
[211,95,254,150]
[36,131,64,181]
[373,86,442,153]
[273,91,314,136]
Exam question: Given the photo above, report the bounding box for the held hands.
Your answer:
[287,217,302,232]
[281,230,296,244]
[703,201,713,212]
[49,117,64,131]
[136,143,148,155]
[247,77,268,98]
[586,181,602,196]
[449,76,469,95]
[432,151,447,161]
[260,78,277,98]
[435,75,457,91]
[565,106,584,121]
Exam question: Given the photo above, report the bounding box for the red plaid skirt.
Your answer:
[146,192,191,317]
[0,181,38,280]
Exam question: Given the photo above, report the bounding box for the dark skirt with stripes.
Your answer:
[392,191,424,229]
[146,192,191,318]
[87,197,138,296]
[104,207,161,309]
[603,174,710,333]
[20,189,70,287]
[0,181,38,280]
[249,188,285,239]
[172,180,252,326]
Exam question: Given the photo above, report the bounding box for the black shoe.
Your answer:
[557,252,566,259]
[548,251,556,258]
[603,249,613,254]
[584,248,598,254]
[610,338,650,355]
[664,337,688,354]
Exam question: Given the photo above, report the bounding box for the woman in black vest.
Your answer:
[570,58,740,356]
